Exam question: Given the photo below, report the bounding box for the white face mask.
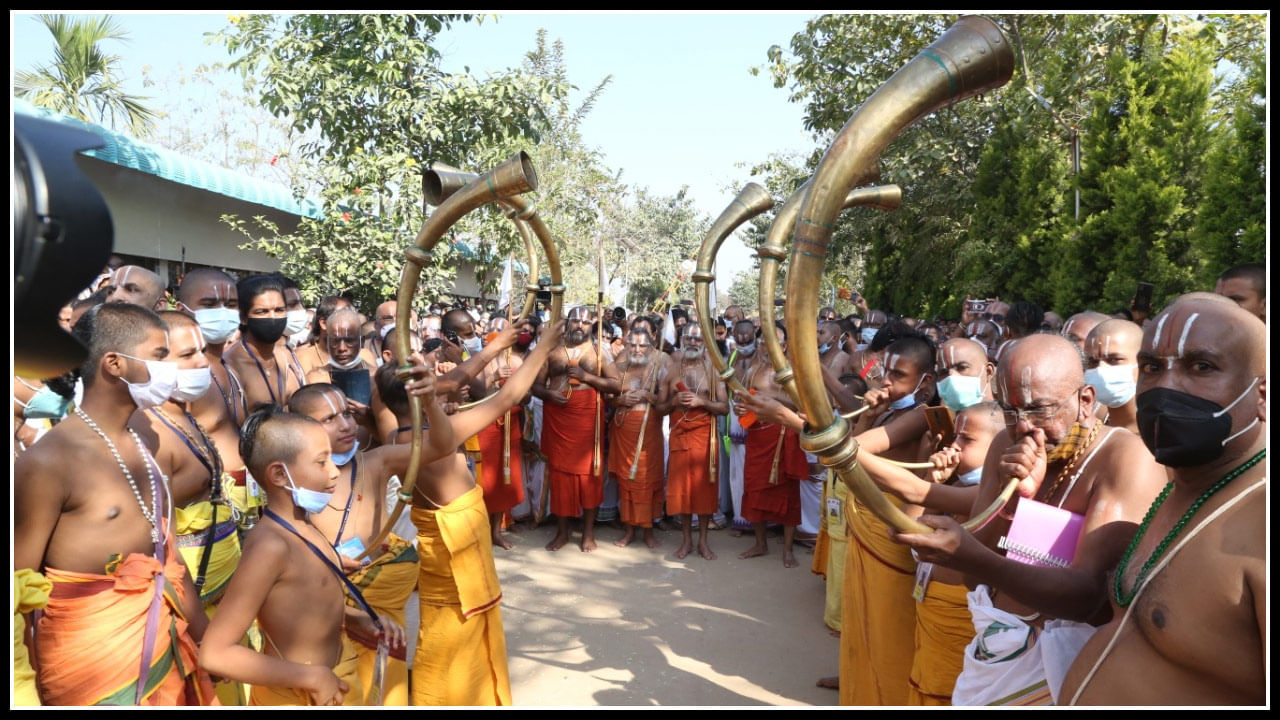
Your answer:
[1085,363,1137,408]
[328,354,364,371]
[117,354,180,409]
[462,336,484,355]
[192,307,240,344]
[171,366,213,403]
[284,309,310,337]
[282,464,332,515]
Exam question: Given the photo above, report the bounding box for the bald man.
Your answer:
[1083,319,1143,433]
[1061,296,1266,705]
[1061,311,1109,351]
[895,333,1166,705]
[106,265,166,310]
[1213,263,1265,322]
[177,268,245,428]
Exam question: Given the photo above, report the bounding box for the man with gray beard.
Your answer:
[608,328,668,549]
[660,324,728,560]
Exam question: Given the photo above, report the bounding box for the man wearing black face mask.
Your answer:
[1062,295,1267,706]
[225,275,306,411]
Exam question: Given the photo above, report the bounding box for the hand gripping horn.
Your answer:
[692,184,776,395]
[363,151,539,559]
[784,16,1016,535]
[424,162,567,414]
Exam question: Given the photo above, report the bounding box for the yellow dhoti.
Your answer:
[345,535,417,706]
[839,496,917,706]
[822,475,849,633]
[908,578,972,706]
[174,501,241,608]
[248,635,362,706]
[411,486,512,706]
[13,569,51,706]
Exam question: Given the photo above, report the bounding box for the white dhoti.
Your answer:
[951,585,1096,706]
[798,451,822,535]
[727,409,749,530]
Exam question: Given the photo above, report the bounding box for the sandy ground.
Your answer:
[481,519,841,707]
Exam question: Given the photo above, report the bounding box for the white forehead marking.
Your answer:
[946,345,956,368]
[323,391,343,416]
[116,267,133,286]
[1063,318,1076,337]
[1150,312,1170,348]
[187,328,203,350]
[1020,366,1034,405]
[954,412,968,436]
[887,353,902,372]
[1102,335,1111,356]
[1176,313,1199,358]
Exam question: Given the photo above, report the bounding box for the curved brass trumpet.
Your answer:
[364,151,539,559]
[757,181,902,407]
[783,16,1015,535]
[692,184,776,394]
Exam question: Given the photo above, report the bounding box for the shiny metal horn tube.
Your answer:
[784,16,1014,534]
[692,183,776,394]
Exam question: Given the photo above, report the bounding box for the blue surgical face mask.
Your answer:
[953,466,983,487]
[282,464,332,514]
[1085,363,1137,409]
[331,440,359,467]
[192,307,241,344]
[20,386,71,420]
[819,342,832,355]
[860,327,878,345]
[889,375,926,411]
[936,373,986,412]
[737,341,756,357]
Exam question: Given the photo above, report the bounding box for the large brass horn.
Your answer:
[784,16,1015,535]
[692,183,776,394]
[425,162,567,413]
[757,181,902,407]
[364,151,539,558]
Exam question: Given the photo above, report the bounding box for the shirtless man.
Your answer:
[224,276,306,412]
[176,269,246,428]
[725,319,759,532]
[895,333,1167,706]
[609,327,670,549]
[534,307,619,552]
[105,264,166,310]
[130,312,244,611]
[15,303,214,705]
[378,319,564,705]
[818,319,853,379]
[1061,310,1109,351]
[1083,319,1143,433]
[1061,296,1266,705]
[474,316,535,549]
[1212,262,1265,322]
[660,323,728,560]
[734,323,806,568]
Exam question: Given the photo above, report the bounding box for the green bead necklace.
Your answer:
[1112,449,1266,608]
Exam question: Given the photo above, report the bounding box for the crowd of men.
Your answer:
[11,258,1266,706]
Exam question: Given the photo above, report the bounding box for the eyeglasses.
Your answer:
[1000,387,1081,426]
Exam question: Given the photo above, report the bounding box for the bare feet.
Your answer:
[580,535,598,553]
[729,528,744,538]
[697,540,716,561]
[816,676,839,690]
[783,549,799,568]
[642,529,660,549]
[614,527,635,548]
[674,540,692,559]
[545,531,570,552]
[739,543,768,560]
[493,532,514,550]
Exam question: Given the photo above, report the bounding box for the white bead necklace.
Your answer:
[74,407,162,544]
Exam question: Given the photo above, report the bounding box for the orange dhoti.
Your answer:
[609,408,665,526]
[36,545,216,706]
[908,576,972,706]
[741,423,806,526]
[666,410,718,516]
[541,386,603,517]
[477,410,525,516]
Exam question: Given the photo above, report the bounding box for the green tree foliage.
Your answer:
[215,14,569,309]
[15,14,157,135]
[757,13,1265,318]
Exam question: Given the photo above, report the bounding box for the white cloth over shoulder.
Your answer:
[951,585,1096,706]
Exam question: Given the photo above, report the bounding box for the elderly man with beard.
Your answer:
[725,319,759,532]
[658,323,728,560]
[608,327,669,549]
[533,306,619,552]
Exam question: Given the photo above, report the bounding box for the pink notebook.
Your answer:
[997,498,1084,569]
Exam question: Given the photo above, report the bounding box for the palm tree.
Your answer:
[15,14,157,136]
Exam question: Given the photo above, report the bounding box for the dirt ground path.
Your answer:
[488,520,841,707]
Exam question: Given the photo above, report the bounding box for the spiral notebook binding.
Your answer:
[998,535,1071,569]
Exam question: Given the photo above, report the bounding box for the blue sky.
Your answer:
[11,11,823,283]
